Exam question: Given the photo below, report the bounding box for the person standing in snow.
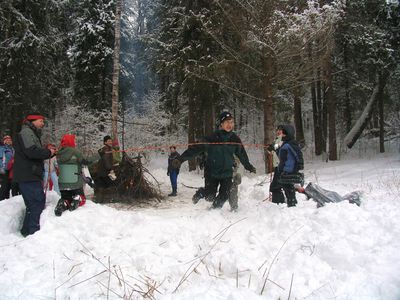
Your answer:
[167,145,180,196]
[95,135,116,189]
[269,124,302,207]
[13,114,56,237]
[0,135,15,200]
[192,154,243,212]
[173,111,256,211]
[43,143,60,195]
[54,134,89,216]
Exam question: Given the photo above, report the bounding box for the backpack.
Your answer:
[286,143,304,172]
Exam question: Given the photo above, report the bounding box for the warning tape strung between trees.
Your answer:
[101,141,277,202]
[110,142,273,154]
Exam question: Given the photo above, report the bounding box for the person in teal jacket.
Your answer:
[175,111,256,210]
[54,134,90,216]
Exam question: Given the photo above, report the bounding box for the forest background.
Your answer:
[0,0,399,172]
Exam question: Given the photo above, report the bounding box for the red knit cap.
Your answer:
[60,134,76,148]
[26,114,45,121]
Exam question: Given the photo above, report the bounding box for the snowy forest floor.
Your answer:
[0,152,400,300]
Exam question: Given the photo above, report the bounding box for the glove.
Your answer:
[83,176,95,188]
[0,168,5,175]
[108,170,117,181]
[171,159,182,169]
[167,171,170,176]
[248,165,256,174]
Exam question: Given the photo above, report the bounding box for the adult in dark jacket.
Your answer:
[95,135,115,188]
[175,112,256,210]
[14,114,55,237]
[269,124,301,207]
[167,146,180,196]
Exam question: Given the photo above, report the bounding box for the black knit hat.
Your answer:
[219,111,233,124]
[103,135,112,143]
[277,125,285,133]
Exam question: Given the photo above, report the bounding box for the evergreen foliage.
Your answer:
[0,0,399,162]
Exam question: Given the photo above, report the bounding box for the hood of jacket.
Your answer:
[60,134,76,148]
[281,124,295,142]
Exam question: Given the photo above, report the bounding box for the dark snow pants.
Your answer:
[19,181,46,236]
[269,168,297,207]
[204,177,233,209]
[0,171,11,200]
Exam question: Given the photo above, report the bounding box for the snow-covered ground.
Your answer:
[0,153,400,300]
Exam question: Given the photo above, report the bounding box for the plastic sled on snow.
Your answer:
[296,182,362,207]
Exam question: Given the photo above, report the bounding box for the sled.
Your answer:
[301,182,362,207]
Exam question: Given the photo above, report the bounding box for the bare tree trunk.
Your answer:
[344,72,388,149]
[343,43,352,133]
[204,99,215,135]
[203,81,216,135]
[293,86,305,145]
[317,76,328,153]
[263,57,275,174]
[188,98,197,171]
[111,0,122,141]
[324,56,337,161]
[379,88,385,153]
[311,80,323,155]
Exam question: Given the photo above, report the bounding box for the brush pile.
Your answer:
[90,154,163,203]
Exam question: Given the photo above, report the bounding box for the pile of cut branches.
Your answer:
[90,154,163,204]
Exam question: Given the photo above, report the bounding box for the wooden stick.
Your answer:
[288,273,294,300]
[107,256,111,300]
[173,218,247,293]
[69,270,107,288]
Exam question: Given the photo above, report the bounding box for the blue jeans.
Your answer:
[19,181,46,236]
[169,170,178,191]
[43,171,60,195]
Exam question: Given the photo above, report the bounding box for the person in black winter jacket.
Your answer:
[13,114,56,236]
[167,146,180,196]
[269,124,301,207]
[173,111,256,210]
[95,135,115,188]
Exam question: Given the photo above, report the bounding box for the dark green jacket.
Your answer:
[57,147,85,191]
[180,129,254,179]
[13,122,51,182]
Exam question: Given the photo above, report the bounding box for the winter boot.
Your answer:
[168,188,177,197]
[55,198,69,216]
[287,198,297,207]
[69,195,81,211]
[271,191,285,204]
[95,187,104,203]
[192,187,205,204]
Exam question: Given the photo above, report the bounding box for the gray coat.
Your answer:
[13,122,51,182]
